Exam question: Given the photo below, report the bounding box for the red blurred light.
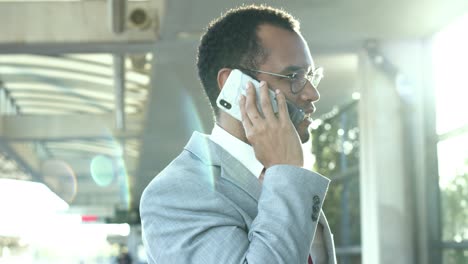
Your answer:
[81,215,98,222]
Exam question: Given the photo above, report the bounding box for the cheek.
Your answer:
[283,94,302,111]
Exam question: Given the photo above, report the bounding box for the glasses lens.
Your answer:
[292,79,307,93]
[290,70,306,93]
[290,68,323,93]
[311,74,322,88]
[313,68,324,87]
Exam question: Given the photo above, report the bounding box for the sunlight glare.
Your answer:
[432,13,468,135]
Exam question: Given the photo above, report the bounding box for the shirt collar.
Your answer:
[209,124,264,179]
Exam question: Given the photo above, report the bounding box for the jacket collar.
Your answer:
[184,131,262,202]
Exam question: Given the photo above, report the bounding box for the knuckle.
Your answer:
[260,101,270,110]
[245,101,254,110]
[256,123,267,133]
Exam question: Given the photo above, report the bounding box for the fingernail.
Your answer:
[275,89,280,94]
[245,83,250,90]
[260,81,266,87]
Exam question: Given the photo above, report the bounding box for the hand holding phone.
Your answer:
[239,80,304,168]
[216,69,305,167]
[217,69,305,126]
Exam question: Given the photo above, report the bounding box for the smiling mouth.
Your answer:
[303,112,313,122]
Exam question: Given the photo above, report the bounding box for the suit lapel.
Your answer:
[184,132,262,202]
[319,211,337,264]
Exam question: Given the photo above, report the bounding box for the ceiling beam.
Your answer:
[0,42,156,55]
[0,114,142,141]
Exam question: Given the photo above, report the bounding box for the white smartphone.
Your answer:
[216,69,278,121]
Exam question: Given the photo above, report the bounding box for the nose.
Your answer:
[300,80,320,103]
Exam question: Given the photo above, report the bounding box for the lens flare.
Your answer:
[96,131,132,209]
[90,155,115,187]
[41,160,77,203]
[115,157,131,208]
[181,90,205,134]
[180,90,215,189]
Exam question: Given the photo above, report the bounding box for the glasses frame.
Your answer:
[244,67,324,94]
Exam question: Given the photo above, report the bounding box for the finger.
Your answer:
[245,82,262,122]
[259,81,275,120]
[239,94,253,129]
[275,89,290,122]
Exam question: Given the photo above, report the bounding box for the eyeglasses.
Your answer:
[245,67,324,94]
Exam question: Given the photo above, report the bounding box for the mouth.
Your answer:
[303,112,313,123]
[302,106,315,123]
[287,101,315,126]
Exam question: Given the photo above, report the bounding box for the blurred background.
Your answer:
[0,0,467,263]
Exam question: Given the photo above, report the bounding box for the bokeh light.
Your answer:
[90,155,115,187]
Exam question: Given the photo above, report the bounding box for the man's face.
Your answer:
[255,24,320,143]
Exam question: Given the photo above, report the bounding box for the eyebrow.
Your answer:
[280,65,313,74]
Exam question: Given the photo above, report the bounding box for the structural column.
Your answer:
[358,41,426,264]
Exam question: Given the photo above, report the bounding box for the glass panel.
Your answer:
[323,175,361,246]
[311,101,361,255]
[438,132,468,242]
[442,249,468,264]
[432,13,468,135]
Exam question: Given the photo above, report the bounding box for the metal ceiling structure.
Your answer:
[0,53,151,216]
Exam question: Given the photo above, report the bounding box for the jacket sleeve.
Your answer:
[140,164,330,264]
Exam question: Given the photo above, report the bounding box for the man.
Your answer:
[140,5,336,264]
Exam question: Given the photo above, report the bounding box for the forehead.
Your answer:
[257,24,314,72]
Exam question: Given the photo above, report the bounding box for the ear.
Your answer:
[217,68,232,91]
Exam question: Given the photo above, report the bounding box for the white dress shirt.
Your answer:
[209,124,264,178]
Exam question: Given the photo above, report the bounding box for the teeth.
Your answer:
[304,113,313,122]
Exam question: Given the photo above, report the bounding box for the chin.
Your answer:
[296,120,311,143]
[299,131,310,144]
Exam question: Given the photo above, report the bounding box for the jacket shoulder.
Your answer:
[141,149,219,203]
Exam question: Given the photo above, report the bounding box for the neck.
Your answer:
[216,112,249,145]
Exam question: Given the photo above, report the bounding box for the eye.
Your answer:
[288,70,308,80]
[287,72,299,80]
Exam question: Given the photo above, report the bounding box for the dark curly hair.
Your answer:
[196,4,300,116]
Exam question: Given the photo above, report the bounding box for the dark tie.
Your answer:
[308,255,313,264]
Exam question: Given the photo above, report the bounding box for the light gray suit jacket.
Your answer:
[140,132,336,263]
